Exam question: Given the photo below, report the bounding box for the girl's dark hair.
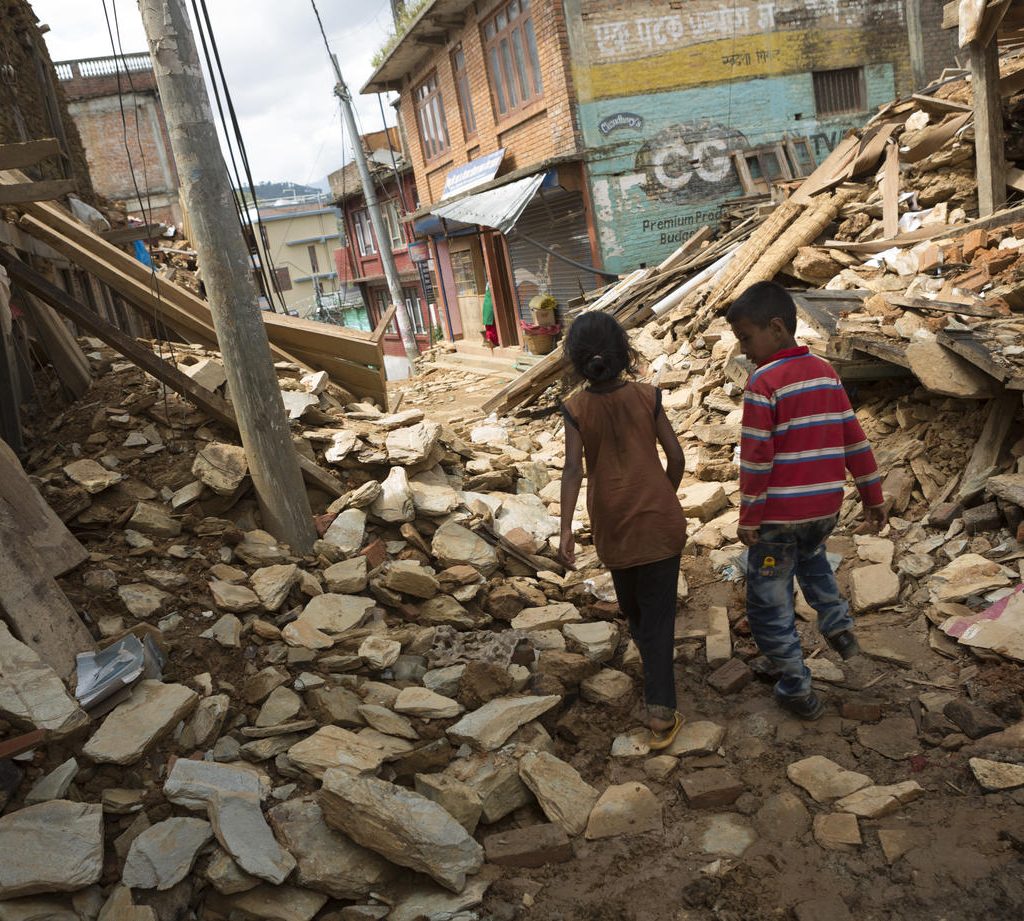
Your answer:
[565,311,636,384]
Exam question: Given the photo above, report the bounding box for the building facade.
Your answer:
[251,198,345,318]
[364,0,604,350]
[364,0,959,319]
[328,132,439,358]
[56,53,182,227]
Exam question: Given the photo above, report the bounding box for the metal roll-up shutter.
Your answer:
[506,188,599,325]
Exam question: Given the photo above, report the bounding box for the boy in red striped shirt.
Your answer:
[726,282,887,720]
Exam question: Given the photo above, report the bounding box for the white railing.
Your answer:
[54,54,152,81]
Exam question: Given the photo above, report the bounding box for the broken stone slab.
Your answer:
[0,801,103,898]
[447,695,561,751]
[580,669,633,706]
[358,705,418,741]
[386,421,442,465]
[280,390,319,420]
[209,580,260,614]
[431,521,498,576]
[446,752,531,824]
[370,466,415,523]
[180,356,227,391]
[322,509,366,555]
[281,619,333,650]
[255,686,301,728]
[585,782,662,839]
[296,593,375,635]
[905,340,999,399]
[268,798,397,900]
[121,817,213,890]
[386,873,494,921]
[380,560,439,599]
[834,781,924,818]
[163,759,294,885]
[95,885,157,921]
[193,443,248,496]
[969,757,1024,791]
[849,564,901,612]
[510,603,582,631]
[203,847,259,896]
[410,472,460,518]
[180,694,230,751]
[483,823,571,868]
[250,564,298,611]
[205,613,242,648]
[377,408,424,430]
[286,726,390,777]
[319,768,485,893]
[856,717,920,760]
[678,482,728,521]
[813,812,861,850]
[610,729,650,758]
[563,621,619,662]
[413,773,483,834]
[679,769,744,809]
[24,757,79,806]
[358,635,401,670]
[206,884,327,921]
[83,681,197,765]
[945,700,1007,739]
[519,752,599,836]
[118,583,170,618]
[64,459,122,494]
[0,622,88,736]
[417,593,483,630]
[698,813,757,860]
[787,756,873,804]
[928,553,1011,603]
[666,720,726,757]
[324,557,368,594]
[127,502,181,538]
[394,686,463,719]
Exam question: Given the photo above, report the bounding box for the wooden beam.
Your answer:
[0,138,59,171]
[970,36,1007,217]
[16,286,92,399]
[412,34,447,46]
[371,303,397,340]
[99,224,164,244]
[910,93,972,114]
[0,251,343,497]
[881,142,900,239]
[0,729,47,760]
[0,179,76,205]
[959,391,1019,500]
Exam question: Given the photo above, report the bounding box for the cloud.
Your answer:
[32,0,398,183]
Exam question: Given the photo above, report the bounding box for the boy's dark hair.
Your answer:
[726,281,798,334]
[565,311,636,384]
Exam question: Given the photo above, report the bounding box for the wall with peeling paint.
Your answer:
[566,0,937,272]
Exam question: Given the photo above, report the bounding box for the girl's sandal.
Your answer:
[648,712,683,751]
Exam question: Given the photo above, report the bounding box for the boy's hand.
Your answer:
[558,530,577,570]
[863,504,888,534]
[738,526,760,547]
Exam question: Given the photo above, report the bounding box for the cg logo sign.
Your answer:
[634,122,748,204]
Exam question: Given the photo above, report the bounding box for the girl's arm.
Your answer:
[656,409,685,490]
[559,422,584,569]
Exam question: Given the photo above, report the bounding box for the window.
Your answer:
[274,266,292,292]
[483,0,543,117]
[451,44,477,137]
[450,249,479,296]
[382,200,405,250]
[415,72,450,160]
[307,245,320,274]
[353,209,376,256]
[813,67,865,116]
[403,287,428,335]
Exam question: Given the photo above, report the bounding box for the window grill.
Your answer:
[812,67,865,116]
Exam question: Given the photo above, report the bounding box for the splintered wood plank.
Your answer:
[882,142,900,239]
[0,501,95,679]
[0,179,76,204]
[970,37,1007,216]
[0,438,88,577]
[0,138,60,170]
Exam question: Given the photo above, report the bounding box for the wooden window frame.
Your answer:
[451,43,478,138]
[382,200,405,251]
[482,0,544,120]
[414,71,451,162]
[353,208,376,256]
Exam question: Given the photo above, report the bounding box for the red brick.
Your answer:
[679,769,744,808]
[707,658,753,695]
[484,823,572,867]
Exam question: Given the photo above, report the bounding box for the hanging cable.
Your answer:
[377,92,410,214]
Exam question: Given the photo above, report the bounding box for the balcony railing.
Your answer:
[54,53,152,82]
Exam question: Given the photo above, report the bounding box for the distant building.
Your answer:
[56,53,182,227]
[328,129,441,358]
[250,196,344,318]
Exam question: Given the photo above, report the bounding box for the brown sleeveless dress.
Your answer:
[563,382,687,570]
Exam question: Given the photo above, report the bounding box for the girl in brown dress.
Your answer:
[558,312,688,749]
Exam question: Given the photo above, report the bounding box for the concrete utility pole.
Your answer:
[331,54,419,364]
[138,0,315,553]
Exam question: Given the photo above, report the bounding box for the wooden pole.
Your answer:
[138,0,315,553]
[970,36,1007,217]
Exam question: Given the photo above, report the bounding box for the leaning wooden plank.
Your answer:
[0,501,95,679]
[791,135,859,204]
[0,438,88,577]
[657,226,713,272]
[884,295,1003,318]
[99,224,164,245]
[18,289,92,398]
[881,142,900,240]
[0,179,76,205]
[0,138,60,171]
[900,112,971,164]
[910,93,972,114]
[850,123,900,177]
[958,390,1019,501]
[0,252,344,497]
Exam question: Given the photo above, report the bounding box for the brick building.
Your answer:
[364,0,960,311]
[56,53,182,227]
[364,0,605,351]
[328,130,441,360]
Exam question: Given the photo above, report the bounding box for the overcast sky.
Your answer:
[33,0,399,188]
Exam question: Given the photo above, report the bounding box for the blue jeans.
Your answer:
[745,516,853,699]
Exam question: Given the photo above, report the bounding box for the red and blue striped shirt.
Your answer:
[739,346,884,528]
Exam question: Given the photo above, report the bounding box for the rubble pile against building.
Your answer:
[7,53,1024,921]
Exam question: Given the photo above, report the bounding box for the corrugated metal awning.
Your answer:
[429,173,545,236]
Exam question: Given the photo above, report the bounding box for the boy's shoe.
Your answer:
[826,631,861,661]
[776,690,825,721]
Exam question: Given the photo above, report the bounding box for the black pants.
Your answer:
[610,554,680,719]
